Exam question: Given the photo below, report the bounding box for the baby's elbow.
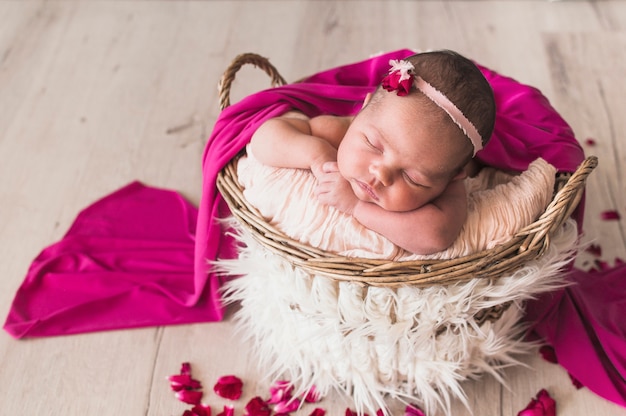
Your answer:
[405,226,458,255]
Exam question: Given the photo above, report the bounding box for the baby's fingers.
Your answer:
[322,161,339,173]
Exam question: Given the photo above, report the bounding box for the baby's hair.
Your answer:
[374,50,496,150]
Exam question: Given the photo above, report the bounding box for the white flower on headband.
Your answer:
[388,59,415,81]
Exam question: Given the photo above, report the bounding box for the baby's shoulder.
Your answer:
[309,114,351,144]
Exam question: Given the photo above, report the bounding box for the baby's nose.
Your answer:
[369,163,393,186]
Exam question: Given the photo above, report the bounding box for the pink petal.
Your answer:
[517,389,556,416]
[309,409,326,416]
[216,405,235,416]
[536,389,556,416]
[538,345,558,364]
[405,404,426,416]
[585,244,602,257]
[345,409,368,416]
[274,398,301,413]
[244,396,272,416]
[189,404,212,416]
[214,375,244,400]
[169,374,203,391]
[268,380,294,404]
[176,389,204,405]
[303,385,322,403]
[181,362,192,376]
[601,210,621,220]
[376,410,385,416]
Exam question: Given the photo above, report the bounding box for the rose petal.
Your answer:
[188,404,212,416]
[303,385,321,403]
[536,389,556,415]
[274,398,301,414]
[216,405,235,416]
[169,374,203,391]
[584,138,597,146]
[244,396,272,416]
[309,409,326,416]
[214,375,243,400]
[601,210,621,220]
[268,380,294,404]
[539,345,558,364]
[345,409,368,416]
[181,362,192,376]
[517,389,556,416]
[176,389,204,405]
[405,404,426,416]
[376,410,385,416]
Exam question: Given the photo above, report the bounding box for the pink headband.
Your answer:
[381,59,483,156]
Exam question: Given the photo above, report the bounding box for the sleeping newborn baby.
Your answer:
[250,50,496,255]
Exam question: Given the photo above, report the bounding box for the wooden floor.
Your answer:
[1,1,625,415]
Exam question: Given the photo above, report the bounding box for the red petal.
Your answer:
[345,410,368,416]
[601,210,621,220]
[216,405,234,416]
[274,398,301,413]
[189,404,212,416]
[176,389,203,405]
[536,389,556,416]
[585,244,602,257]
[244,396,272,416]
[539,345,558,364]
[169,374,203,391]
[517,389,556,416]
[303,385,321,403]
[214,375,244,400]
[181,362,192,376]
[376,410,385,416]
[405,404,426,416]
[268,380,294,404]
[309,409,326,416]
[584,138,597,146]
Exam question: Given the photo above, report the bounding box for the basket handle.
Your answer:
[218,53,287,110]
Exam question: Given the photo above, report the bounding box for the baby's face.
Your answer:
[337,93,469,212]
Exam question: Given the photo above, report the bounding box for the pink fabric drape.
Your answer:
[4,49,624,408]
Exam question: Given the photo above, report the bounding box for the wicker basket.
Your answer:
[214,53,598,415]
[216,53,598,290]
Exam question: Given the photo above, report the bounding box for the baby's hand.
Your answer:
[315,162,358,215]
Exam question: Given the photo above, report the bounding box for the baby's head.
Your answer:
[337,50,495,212]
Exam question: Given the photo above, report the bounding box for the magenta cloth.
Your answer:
[4,49,625,408]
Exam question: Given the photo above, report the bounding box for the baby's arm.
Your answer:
[250,113,348,178]
[353,181,468,255]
